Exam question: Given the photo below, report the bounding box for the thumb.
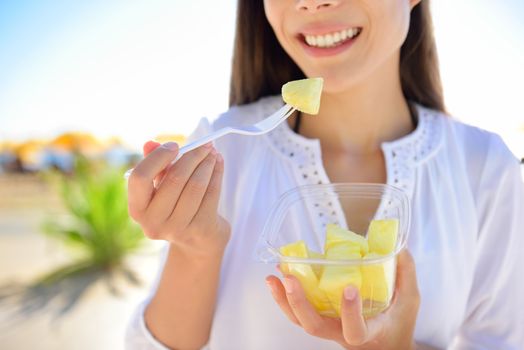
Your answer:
[393,249,420,311]
[143,140,161,156]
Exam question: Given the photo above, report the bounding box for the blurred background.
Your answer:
[0,1,522,349]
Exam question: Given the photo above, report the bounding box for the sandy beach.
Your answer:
[0,174,162,350]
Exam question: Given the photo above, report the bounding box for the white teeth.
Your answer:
[347,28,356,38]
[304,28,360,48]
[325,34,334,46]
[305,36,313,45]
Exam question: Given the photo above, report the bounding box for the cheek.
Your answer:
[373,0,412,48]
[264,0,284,36]
[396,1,412,41]
[263,1,297,60]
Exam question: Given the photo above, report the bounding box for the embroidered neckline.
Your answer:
[263,96,443,171]
[262,95,444,229]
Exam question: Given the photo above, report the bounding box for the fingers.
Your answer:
[394,249,420,311]
[265,275,300,325]
[192,153,224,223]
[340,286,367,344]
[340,285,386,345]
[344,251,418,345]
[128,142,179,219]
[387,249,420,341]
[266,253,420,348]
[280,275,341,340]
[146,143,214,224]
[167,149,217,228]
[143,140,161,156]
[142,141,163,186]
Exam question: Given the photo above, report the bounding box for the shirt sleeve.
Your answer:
[449,135,524,350]
[124,244,170,350]
[124,117,213,350]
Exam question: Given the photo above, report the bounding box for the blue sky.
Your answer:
[0,1,237,147]
[0,0,522,155]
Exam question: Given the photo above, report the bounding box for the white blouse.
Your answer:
[125,96,524,350]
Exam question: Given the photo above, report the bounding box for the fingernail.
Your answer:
[344,286,357,301]
[204,142,213,148]
[162,142,178,151]
[216,153,223,163]
[210,148,217,156]
[283,277,293,294]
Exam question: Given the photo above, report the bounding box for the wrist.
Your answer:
[169,240,227,264]
[168,218,231,259]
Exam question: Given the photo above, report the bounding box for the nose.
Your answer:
[296,0,339,13]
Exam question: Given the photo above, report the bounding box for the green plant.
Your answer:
[43,154,144,271]
[0,155,146,323]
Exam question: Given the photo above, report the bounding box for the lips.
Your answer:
[296,26,363,57]
[303,27,362,48]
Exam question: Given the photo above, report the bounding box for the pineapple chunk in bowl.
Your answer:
[257,183,410,318]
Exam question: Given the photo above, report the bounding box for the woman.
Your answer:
[125,0,524,349]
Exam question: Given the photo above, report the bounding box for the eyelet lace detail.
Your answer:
[263,98,443,230]
[264,99,341,232]
[382,106,444,201]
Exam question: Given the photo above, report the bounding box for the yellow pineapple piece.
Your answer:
[279,240,309,258]
[360,253,394,304]
[367,219,399,255]
[307,249,324,260]
[279,240,331,312]
[307,249,324,278]
[282,78,323,115]
[318,244,362,316]
[325,223,368,256]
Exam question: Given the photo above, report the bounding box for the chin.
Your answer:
[302,64,372,95]
[315,73,360,95]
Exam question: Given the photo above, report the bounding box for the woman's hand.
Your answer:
[127,140,230,257]
[266,250,420,350]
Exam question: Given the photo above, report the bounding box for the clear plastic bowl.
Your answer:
[257,183,410,318]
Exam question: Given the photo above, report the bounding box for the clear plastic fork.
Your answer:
[124,104,296,179]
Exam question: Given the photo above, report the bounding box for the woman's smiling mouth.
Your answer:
[303,27,362,48]
[297,26,362,57]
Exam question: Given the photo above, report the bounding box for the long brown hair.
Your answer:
[229,0,445,113]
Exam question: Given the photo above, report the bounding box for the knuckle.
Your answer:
[198,146,213,156]
[142,227,160,240]
[164,172,185,187]
[205,151,217,160]
[141,221,164,240]
[205,180,220,196]
[185,179,208,195]
[201,153,217,168]
[128,205,144,221]
[129,168,149,186]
